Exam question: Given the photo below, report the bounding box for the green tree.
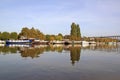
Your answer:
[19,27,30,39]
[56,35,62,41]
[70,22,81,40]
[50,35,55,41]
[71,23,77,37]
[76,24,81,40]
[0,32,1,40]
[1,32,10,40]
[55,33,63,41]
[46,35,50,41]
[58,33,63,38]
[10,32,18,40]
[19,27,45,40]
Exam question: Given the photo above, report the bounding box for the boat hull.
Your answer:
[6,40,32,44]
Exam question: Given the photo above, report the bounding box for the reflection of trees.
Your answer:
[20,47,45,59]
[20,45,64,58]
[0,45,64,58]
[0,44,119,60]
[69,46,81,65]
[82,44,118,52]
[46,45,64,52]
[56,46,63,53]
[0,47,18,54]
[95,44,118,52]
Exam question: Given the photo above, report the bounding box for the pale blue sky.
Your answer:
[0,0,120,36]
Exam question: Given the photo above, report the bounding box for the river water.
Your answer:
[0,44,120,80]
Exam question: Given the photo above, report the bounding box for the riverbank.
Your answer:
[0,40,119,48]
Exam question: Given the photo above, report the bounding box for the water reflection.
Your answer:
[20,47,45,58]
[0,43,120,80]
[0,46,18,54]
[69,46,81,65]
[82,44,120,53]
[0,44,120,65]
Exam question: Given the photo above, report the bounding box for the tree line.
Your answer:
[19,27,64,41]
[0,27,64,41]
[0,22,118,42]
[0,22,81,41]
[0,32,18,40]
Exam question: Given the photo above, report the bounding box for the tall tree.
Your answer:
[71,23,77,37]
[70,22,81,40]
[76,24,81,40]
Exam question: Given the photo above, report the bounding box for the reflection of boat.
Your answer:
[6,44,31,47]
[0,40,5,47]
[0,44,5,47]
[6,40,32,44]
[0,40,5,44]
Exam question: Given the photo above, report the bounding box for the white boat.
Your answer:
[82,41,90,47]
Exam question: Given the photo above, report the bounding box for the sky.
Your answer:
[0,0,120,36]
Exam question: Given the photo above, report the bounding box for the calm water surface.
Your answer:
[0,44,120,80]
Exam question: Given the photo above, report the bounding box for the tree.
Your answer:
[0,32,1,40]
[58,33,63,38]
[19,27,45,40]
[50,35,55,41]
[56,35,62,41]
[70,22,81,40]
[30,27,36,38]
[10,32,18,40]
[19,27,30,39]
[1,32,10,40]
[76,24,81,40]
[46,35,50,41]
[71,23,77,37]
[56,33,63,41]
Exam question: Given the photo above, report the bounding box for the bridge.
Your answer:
[89,35,120,41]
[101,36,120,40]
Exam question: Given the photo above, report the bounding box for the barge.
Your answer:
[6,40,32,44]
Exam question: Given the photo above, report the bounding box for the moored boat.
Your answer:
[6,40,32,44]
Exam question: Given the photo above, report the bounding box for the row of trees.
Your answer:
[19,27,63,41]
[0,32,18,40]
[0,23,118,42]
[0,22,81,41]
[0,27,64,41]
[45,33,63,41]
